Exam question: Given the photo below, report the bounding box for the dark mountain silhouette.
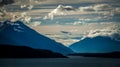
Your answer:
[0,20,73,55]
[0,44,67,58]
[69,52,120,58]
[69,36,120,53]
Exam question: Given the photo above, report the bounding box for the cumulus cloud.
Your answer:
[0,0,46,22]
[0,0,16,21]
[0,9,15,22]
[44,5,76,20]
[10,12,31,23]
[0,0,44,10]
[84,24,120,41]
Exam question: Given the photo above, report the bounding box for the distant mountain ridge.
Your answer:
[69,52,120,58]
[0,44,67,58]
[69,36,120,53]
[0,20,73,55]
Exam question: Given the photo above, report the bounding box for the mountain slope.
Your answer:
[69,36,120,53]
[0,44,67,58]
[0,20,73,55]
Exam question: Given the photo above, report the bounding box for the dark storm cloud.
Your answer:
[0,0,47,7]
[0,0,15,6]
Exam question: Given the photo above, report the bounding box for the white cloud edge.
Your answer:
[44,4,120,20]
[83,24,120,41]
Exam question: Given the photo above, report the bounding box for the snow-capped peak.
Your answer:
[0,20,24,32]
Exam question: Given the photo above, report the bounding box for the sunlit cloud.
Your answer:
[94,4,112,11]
[20,5,34,10]
[44,5,76,20]
[31,21,41,26]
[0,0,46,22]
[79,4,112,12]
[11,12,31,23]
[20,5,26,8]
[79,6,95,12]
[43,3,120,22]
[114,7,120,14]
[84,24,120,41]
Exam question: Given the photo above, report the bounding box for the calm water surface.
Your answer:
[0,57,120,67]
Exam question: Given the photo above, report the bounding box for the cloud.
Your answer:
[79,6,95,12]
[84,24,120,41]
[78,4,119,21]
[115,8,120,12]
[79,4,112,12]
[0,0,36,22]
[20,4,26,8]
[73,21,84,25]
[20,5,34,10]
[0,0,15,6]
[34,0,120,4]
[10,12,31,23]
[44,5,76,20]
[94,4,112,11]
[113,7,120,14]
[61,31,72,35]
[31,21,41,26]
[79,4,114,21]
[27,5,34,10]
[12,0,47,5]
[31,22,120,46]
[0,9,14,21]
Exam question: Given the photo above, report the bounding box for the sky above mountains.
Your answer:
[0,0,120,46]
[1,0,119,4]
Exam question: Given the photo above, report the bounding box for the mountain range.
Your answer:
[69,36,120,53]
[0,20,73,55]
